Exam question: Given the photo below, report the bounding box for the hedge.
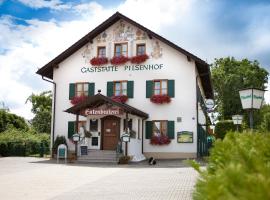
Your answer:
[215,120,236,139]
[192,131,270,200]
[0,128,50,156]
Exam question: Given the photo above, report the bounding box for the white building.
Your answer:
[37,12,213,161]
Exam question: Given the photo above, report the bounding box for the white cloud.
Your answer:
[17,0,71,10]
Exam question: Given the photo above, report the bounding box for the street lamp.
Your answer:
[72,133,80,159]
[239,88,265,129]
[232,115,243,131]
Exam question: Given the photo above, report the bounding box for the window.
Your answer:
[114,81,127,96]
[76,83,88,97]
[97,46,106,58]
[136,44,146,55]
[154,80,168,95]
[153,121,167,136]
[78,121,86,132]
[114,43,128,57]
[123,119,132,131]
[90,119,98,131]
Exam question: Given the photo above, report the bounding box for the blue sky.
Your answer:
[0,0,270,119]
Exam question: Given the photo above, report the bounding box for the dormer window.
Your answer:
[114,43,128,57]
[97,46,106,58]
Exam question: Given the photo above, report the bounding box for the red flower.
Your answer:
[130,54,149,64]
[110,56,129,65]
[111,95,128,103]
[70,96,87,105]
[90,57,108,66]
[150,95,171,104]
[150,135,171,145]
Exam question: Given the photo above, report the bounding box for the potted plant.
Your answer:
[150,135,171,145]
[118,155,131,164]
[111,95,128,103]
[70,96,87,105]
[150,95,171,104]
[130,54,149,64]
[110,55,129,65]
[90,57,108,66]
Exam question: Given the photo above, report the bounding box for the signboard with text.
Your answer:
[84,108,123,116]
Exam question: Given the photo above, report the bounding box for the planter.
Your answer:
[90,57,108,66]
[118,155,130,164]
[130,54,149,64]
[150,135,171,145]
[111,95,128,103]
[70,96,87,105]
[110,56,129,65]
[150,95,171,104]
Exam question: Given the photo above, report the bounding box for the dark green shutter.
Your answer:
[167,121,175,139]
[107,81,114,97]
[146,80,153,98]
[145,121,152,139]
[88,83,95,96]
[68,121,75,139]
[127,81,134,98]
[69,83,75,100]
[168,80,175,97]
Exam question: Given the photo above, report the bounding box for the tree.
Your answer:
[0,110,28,132]
[211,57,268,121]
[26,91,52,133]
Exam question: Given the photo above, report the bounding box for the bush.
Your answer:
[52,135,67,155]
[215,120,236,139]
[193,131,270,200]
[0,128,50,156]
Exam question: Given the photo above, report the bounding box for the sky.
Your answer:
[0,0,270,119]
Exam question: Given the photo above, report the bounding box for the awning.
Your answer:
[65,93,149,119]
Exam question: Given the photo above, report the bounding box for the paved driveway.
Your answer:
[0,157,198,200]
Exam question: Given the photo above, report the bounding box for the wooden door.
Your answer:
[102,116,120,150]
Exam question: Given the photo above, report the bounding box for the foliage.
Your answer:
[211,57,268,120]
[214,120,236,139]
[0,110,28,132]
[130,54,149,64]
[70,96,87,105]
[90,57,108,66]
[150,95,171,104]
[0,128,50,156]
[52,135,67,154]
[110,56,129,65]
[111,95,128,103]
[192,131,270,200]
[118,156,130,164]
[26,91,52,133]
[150,135,171,145]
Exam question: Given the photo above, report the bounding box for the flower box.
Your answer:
[110,56,129,65]
[150,95,171,104]
[70,96,87,105]
[111,95,128,103]
[130,54,149,64]
[150,135,171,145]
[90,57,108,66]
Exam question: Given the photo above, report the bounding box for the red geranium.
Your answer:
[111,95,128,103]
[150,135,171,145]
[70,96,87,105]
[130,54,149,64]
[90,57,108,66]
[110,56,129,65]
[150,95,171,104]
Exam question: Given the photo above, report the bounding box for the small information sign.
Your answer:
[177,131,193,143]
[80,145,88,156]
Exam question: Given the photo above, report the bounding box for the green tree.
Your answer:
[0,110,28,132]
[26,91,52,133]
[211,57,268,121]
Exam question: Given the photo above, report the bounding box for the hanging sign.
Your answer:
[84,108,123,115]
[205,99,214,109]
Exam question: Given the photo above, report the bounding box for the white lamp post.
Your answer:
[239,88,265,129]
[72,133,80,159]
[232,115,243,131]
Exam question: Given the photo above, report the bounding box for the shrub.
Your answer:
[215,120,236,139]
[192,131,270,200]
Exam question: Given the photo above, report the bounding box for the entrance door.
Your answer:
[102,116,120,150]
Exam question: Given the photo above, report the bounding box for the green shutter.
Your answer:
[68,121,75,139]
[88,83,95,96]
[69,83,75,100]
[145,121,152,139]
[127,81,134,98]
[168,80,175,97]
[167,121,175,139]
[107,81,114,97]
[146,80,153,98]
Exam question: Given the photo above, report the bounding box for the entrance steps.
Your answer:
[77,150,120,163]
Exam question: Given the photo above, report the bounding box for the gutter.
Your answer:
[42,76,56,157]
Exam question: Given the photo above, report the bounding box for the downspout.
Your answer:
[42,76,56,157]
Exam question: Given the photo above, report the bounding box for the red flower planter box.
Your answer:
[110,56,129,65]
[130,54,149,64]
[70,96,87,105]
[111,95,128,103]
[150,95,171,104]
[90,57,108,66]
[150,135,171,145]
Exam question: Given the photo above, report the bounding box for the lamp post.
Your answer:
[239,88,265,130]
[72,133,80,159]
[121,133,130,156]
[232,115,243,131]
